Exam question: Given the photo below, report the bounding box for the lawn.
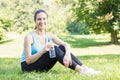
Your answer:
[0,33,120,80]
[0,54,120,80]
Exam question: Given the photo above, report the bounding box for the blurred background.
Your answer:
[0,0,120,57]
[0,1,120,80]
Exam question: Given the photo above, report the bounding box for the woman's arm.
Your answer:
[24,33,54,65]
[50,33,71,54]
[50,33,72,67]
[24,33,46,64]
[52,34,71,54]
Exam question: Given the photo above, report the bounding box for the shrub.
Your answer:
[67,20,90,34]
[0,28,5,40]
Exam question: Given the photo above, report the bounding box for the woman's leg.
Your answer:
[21,45,83,71]
[21,45,83,72]
[55,45,83,71]
[56,45,101,74]
[59,45,83,66]
[21,52,57,72]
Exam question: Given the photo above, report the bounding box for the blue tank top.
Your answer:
[20,31,53,62]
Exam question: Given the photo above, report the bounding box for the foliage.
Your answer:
[0,0,119,43]
[67,20,89,34]
[0,17,13,31]
[0,28,5,40]
[69,0,98,34]
[95,0,120,44]
[71,0,120,44]
[0,0,71,39]
[95,0,120,31]
[46,5,68,34]
[0,7,13,40]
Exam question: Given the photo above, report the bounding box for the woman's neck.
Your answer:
[35,29,45,35]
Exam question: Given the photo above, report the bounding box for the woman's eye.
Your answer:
[38,18,41,20]
[37,18,46,21]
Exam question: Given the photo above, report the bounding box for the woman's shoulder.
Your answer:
[24,32,33,40]
[47,32,55,37]
[23,32,33,44]
[25,32,32,37]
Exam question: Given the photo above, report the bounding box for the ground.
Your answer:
[0,32,120,58]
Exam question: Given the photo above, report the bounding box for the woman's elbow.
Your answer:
[64,43,70,47]
[26,58,31,65]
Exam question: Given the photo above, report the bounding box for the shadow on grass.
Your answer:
[59,35,119,48]
[0,39,13,44]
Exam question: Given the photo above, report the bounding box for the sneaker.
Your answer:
[80,66,101,75]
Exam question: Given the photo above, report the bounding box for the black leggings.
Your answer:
[21,45,83,72]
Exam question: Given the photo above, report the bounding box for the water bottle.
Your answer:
[48,38,56,58]
[49,47,56,58]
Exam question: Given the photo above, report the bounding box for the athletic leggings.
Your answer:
[21,45,83,72]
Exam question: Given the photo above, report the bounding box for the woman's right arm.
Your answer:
[24,33,46,65]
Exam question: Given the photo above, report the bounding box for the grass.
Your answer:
[59,34,113,48]
[0,33,120,80]
[0,54,120,80]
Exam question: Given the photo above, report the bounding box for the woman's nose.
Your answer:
[40,19,43,23]
[40,19,45,23]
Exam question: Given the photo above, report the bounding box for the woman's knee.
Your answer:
[58,45,65,53]
[54,45,65,58]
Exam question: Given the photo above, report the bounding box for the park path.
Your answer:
[0,32,24,58]
[0,32,120,58]
[72,45,120,56]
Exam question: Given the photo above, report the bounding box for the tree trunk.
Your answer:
[110,29,118,44]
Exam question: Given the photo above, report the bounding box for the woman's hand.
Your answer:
[44,43,54,51]
[63,54,72,68]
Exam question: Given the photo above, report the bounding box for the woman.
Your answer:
[20,9,101,75]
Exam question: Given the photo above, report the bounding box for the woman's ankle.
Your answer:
[75,65,84,73]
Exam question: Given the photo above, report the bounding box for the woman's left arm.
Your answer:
[50,33,72,67]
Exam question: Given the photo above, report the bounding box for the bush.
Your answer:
[0,28,5,40]
[67,20,90,34]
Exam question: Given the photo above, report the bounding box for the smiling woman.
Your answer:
[20,9,101,75]
[34,10,48,30]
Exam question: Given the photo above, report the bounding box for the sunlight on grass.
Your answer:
[0,54,120,80]
[0,33,120,79]
[0,33,120,57]
[59,34,111,48]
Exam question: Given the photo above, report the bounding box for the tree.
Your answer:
[96,0,120,44]
[72,0,120,44]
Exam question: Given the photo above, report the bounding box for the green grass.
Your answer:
[59,34,120,48]
[0,33,120,80]
[0,54,120,80]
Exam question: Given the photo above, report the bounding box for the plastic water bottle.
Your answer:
[48,38,56,58]
[49,47,56,58]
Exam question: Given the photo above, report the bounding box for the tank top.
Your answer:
[20,31,53,62]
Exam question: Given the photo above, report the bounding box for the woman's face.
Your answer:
[35,12,47,30]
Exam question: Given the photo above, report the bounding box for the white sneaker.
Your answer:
[80,66,101,75]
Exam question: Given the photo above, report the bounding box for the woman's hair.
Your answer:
[34,9,48,21]
[34,9,48,29]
